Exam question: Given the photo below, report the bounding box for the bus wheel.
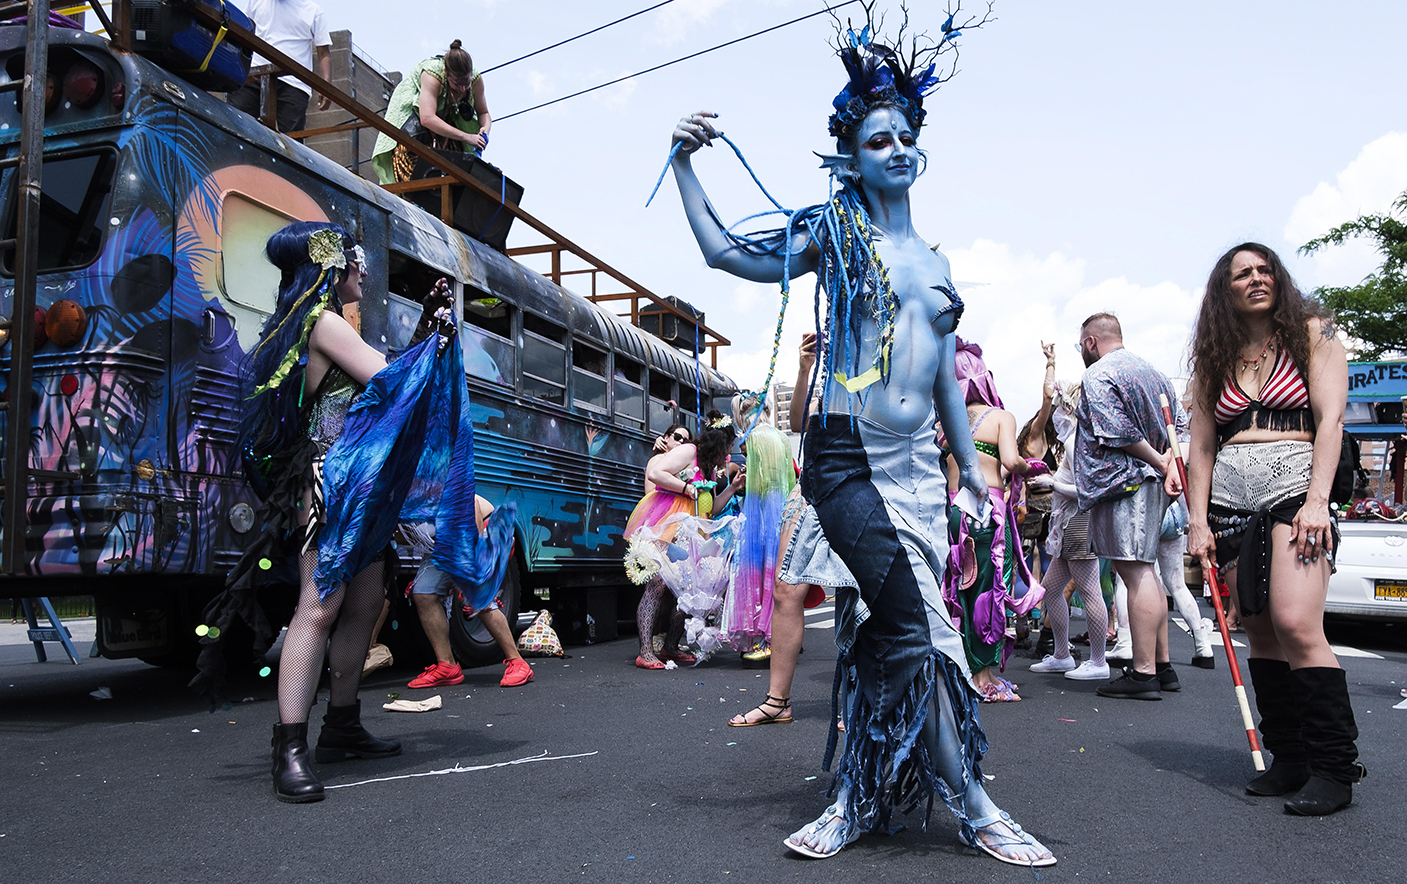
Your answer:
[447,556,522,667]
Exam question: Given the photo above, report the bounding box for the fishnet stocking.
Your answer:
[277,551,386,723]
[636,576,685,659]
[1041,557,1106,666]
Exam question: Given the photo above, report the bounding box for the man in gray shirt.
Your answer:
[1073,313,1182,700]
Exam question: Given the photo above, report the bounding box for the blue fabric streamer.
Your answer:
[315,336,516,608]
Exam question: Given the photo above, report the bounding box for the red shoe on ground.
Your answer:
[409,661,464,689]
[500,658,534,687]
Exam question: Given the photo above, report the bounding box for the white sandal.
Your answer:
[783,805,860,859]
[964,811,1056,867]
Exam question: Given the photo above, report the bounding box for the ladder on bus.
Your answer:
[18,597,83,664]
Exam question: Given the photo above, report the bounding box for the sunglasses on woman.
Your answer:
[669,432,688,443]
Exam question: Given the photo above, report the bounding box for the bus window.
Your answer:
[678,384,699,418]
[572,341,608,413]
[463,287,514,387]
[219,193,294,343]
[522,312,566,405]
[648,371,675,433]
[1,148,116,276]
[615,357,644,427]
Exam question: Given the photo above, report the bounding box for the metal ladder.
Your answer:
[19,597,82,664]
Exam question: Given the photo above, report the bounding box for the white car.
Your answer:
[1326,519,1407,621]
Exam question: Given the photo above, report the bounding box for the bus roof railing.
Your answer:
[93,0,729,367]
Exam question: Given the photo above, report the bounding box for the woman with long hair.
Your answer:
[941,339,1044,702]
[720,392,796,655]
[1178,242,1362,815]
[666,9,1053,865]
[199,222,513,803]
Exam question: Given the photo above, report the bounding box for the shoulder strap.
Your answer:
[970,406,997,433]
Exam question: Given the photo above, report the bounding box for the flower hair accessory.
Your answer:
[709,414,732,429]
[307,228,347,271]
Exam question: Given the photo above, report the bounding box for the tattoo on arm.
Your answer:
[1320,320,1337,340]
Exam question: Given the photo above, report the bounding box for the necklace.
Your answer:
[1241,337,1275,373]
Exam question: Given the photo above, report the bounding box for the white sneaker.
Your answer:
[1064,660,1111,681]
[1030,654,1077,673]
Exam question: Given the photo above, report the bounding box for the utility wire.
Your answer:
[495,0,861,123]
[480,0,679,75]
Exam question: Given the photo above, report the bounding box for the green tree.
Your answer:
[1300,189,1407,359]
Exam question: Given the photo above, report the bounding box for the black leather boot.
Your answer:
[271,722,324,803]
[1284,667,1366,816]
[315,700,402,763]
[1244,658,1310,796]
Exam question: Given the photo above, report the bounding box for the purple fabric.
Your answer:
[954,337,1005,409]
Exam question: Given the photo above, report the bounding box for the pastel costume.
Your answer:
[371,56,482,184]
[625,460,736,654]
[720,423,795,647]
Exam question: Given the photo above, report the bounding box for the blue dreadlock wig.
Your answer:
[238,221,355,485]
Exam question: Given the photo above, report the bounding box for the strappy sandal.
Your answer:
[783,804,859,859]
[963,811,1057,867]
[979,681,1020,703]
[728,694,792,726]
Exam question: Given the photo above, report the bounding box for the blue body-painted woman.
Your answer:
[664,11,1056,866]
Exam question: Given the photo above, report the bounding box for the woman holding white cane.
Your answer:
[1177,242,1363,816]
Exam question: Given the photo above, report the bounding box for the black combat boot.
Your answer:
[271,722,324,803]
[1283,667,1366,816]
[1244,658,1310,797]
[315,699,403,763]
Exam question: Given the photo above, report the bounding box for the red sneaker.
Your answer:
[500,658,534,687]
[408,661,463,689]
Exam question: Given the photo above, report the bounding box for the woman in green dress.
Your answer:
[372,39,490,184]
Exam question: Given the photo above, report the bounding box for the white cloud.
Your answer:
[1285,131,1407,290]
[951,240,1199,424]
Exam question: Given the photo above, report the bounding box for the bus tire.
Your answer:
[447,555,522,667]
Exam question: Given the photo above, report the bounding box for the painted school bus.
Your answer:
[0,25,733,663]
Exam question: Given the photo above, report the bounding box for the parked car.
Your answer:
[1325,519,1407,622]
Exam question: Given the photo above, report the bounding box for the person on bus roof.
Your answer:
[372,39,491,184]
[227,0,333,137]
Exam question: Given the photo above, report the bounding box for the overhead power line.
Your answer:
[495,0,861,123]
[480,0,680,75]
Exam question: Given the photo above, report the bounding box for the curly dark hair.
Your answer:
[694,426,732,480]
[1189,242,1330,412]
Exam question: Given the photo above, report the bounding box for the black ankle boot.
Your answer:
[315,700,403,763]
[1245,658,1310,796]
[1283,667,1365,816]
[271,722,324,803]
[1035,625,1054,657]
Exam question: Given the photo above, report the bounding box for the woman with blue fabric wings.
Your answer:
[197,222,513,804]
[663,7,1054,867]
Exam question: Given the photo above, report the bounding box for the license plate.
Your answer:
[1374,580,1407,601]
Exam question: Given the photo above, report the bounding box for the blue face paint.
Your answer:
[854,108,918,194]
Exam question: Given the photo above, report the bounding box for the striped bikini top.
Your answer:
[1213,347,1312,445]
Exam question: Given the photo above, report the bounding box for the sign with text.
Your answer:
[1347,361,1407,400]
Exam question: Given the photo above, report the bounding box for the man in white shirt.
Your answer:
[227,0,332,136]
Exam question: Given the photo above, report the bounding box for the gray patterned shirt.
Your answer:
[1073,348,1183,511]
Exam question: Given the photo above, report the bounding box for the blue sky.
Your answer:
[329,1,1407,421]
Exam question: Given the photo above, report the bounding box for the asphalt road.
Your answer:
[1,606,1403,884]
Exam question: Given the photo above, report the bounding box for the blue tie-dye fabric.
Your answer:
[316,336,515,608]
